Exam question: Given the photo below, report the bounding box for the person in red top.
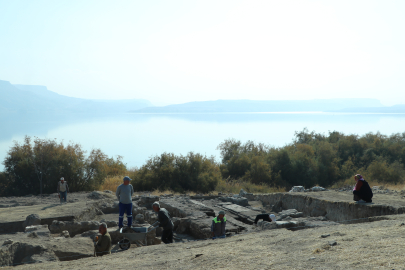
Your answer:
[353,174,373,203]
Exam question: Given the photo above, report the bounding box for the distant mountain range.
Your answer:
[130,99,400,113]
[0,80,152,114]
[2,79,405,114]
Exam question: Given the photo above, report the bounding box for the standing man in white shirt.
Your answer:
[57,177,69,203]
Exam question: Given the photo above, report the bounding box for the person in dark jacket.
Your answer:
[211,210,226,239]
[152,201,174,244]
[353,174,373,203]
[254,214,276,224]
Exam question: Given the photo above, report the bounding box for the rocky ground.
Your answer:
[1,188,405,269]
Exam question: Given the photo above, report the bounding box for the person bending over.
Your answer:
[353,174,373,203]
[152,201,174,244]
[254,213,276,224]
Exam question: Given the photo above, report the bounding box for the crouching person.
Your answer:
[211,210,226,239]
[254,213,276,224]
[353,174,373,203]
[94,223,111,256]
[152,201,174,244]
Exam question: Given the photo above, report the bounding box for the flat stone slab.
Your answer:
[217,203,262,219]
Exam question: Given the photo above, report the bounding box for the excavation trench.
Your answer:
[246,192,405,224]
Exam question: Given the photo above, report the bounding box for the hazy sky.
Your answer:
[1,0,404,106]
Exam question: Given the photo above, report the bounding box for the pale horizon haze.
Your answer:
[1,0,404,106]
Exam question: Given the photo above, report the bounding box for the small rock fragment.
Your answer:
[328,240,337,246]
[321,234,330,238]
[3,239,13,245]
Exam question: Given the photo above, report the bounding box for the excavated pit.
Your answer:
[2,190,405,267]
[246,191,405,225]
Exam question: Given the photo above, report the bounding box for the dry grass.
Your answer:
[98,175,286,195]
[98,175,124,192]
[215,178,286,194]
[331,177,405,191]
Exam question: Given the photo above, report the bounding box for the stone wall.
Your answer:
[247,193,405,222]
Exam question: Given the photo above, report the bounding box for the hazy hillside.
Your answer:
[333,104,405,113]
[0,80,153,114]
[130,99,384,113]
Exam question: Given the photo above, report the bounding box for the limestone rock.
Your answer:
[276,220,305,229]
[100,220,118,228]
[239,189,248,196]
[135,214,145,224]
[278,209,304,219]
[328,240,337,246]
[22,214,41,229]
[271,201,283,213]
[27,232,38,238]
[219,196,249,207]
[61,230,70,238]
[311,186,326,191]
[49,220,100,236]
[257,221,276,230]
[24,225,50,237]
[289,186,305,192]
[2,239,13,245]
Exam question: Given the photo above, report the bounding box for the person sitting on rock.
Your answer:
[254,213,276,224]
[353,174,373,203]
[116,176,134,229]
[152,201,174,244]
[211,210,226,239]
[94,223,111,256]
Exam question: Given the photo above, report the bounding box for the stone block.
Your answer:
[23,214,41,229]
[24,225,50,237]
[289,186,305,192]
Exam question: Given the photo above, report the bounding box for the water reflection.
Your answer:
[1,112,405,170]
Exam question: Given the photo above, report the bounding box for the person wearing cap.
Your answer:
[211,210,226,239]
[353,174,373,203]
[254,213,276,224]
[116,176,134,229]
[94,223,111,256]
[152,201,174,244]
[57,177,69,203]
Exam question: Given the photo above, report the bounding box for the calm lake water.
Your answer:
[1,112,405,171]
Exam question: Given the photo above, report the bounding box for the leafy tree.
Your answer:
[1,136,125,196]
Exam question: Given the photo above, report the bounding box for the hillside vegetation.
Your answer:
[1,129,405,196]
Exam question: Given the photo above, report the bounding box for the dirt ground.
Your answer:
[2,190,405,269]
[3,214,405,270]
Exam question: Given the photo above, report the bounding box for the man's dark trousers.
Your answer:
[161,229,173,244]
[119,202,133,228]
